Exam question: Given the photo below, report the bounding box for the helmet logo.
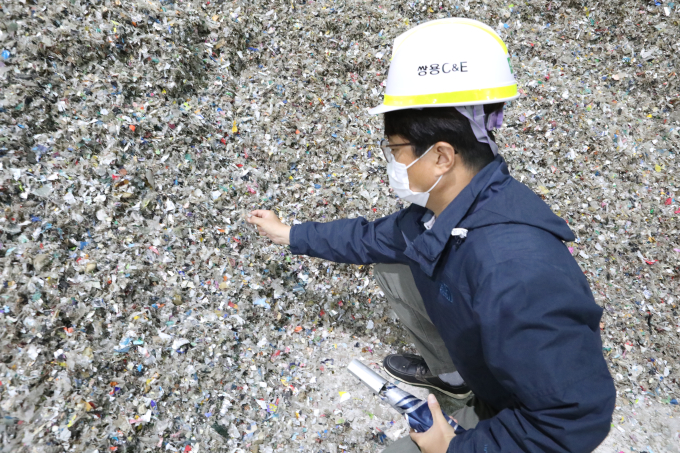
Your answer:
[417,62,468,76]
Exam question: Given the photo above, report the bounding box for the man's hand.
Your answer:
[410,394,457,453]
[246,210,292,245]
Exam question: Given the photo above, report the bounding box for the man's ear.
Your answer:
[433,141,456,175]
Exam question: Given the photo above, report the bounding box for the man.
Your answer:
[247,18,615,453]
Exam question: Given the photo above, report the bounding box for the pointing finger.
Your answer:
[249,210,271,218]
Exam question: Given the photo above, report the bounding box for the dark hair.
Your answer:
[383,103,504,173]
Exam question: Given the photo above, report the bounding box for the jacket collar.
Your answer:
[403,155,508,277]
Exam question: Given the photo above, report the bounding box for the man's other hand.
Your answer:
[410,394,457,453]
[247,210,292,245]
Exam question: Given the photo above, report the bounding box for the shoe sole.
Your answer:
[383,367,472,400]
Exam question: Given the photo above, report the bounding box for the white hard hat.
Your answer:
[369,18,519,115]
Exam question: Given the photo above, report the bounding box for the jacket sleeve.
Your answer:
[288,210,409,265]
[449,259,616,453]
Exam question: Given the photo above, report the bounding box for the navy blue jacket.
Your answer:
[290,156,615,452]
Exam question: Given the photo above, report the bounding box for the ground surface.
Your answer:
[0,0,679,451]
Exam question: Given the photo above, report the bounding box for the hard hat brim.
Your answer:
[368,92,520,115]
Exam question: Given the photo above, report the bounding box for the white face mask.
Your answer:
[386,144,443,207]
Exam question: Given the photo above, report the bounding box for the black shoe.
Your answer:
[383,353,471,399]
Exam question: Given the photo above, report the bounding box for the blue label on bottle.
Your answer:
[406,404,465,434]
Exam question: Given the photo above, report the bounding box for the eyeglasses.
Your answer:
[379,139,412,162]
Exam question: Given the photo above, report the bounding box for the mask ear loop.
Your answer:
[405,144,435,169]
[405,143,441,194]
[454,105,501,155]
